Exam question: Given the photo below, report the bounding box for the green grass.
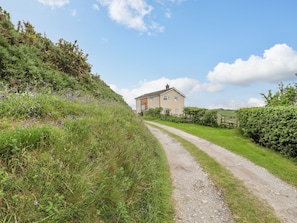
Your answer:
[0,93,174,222]
[148,123,280,223]
[216,109,236,117]
[0,11,175,222]
[150,120,297,188]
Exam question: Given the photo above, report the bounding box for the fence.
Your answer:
[217,114,238,128]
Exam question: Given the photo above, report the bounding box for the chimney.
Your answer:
[166,84,169,89]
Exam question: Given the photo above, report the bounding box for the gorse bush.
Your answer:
[0,7,124,103]
[236,107,297,158]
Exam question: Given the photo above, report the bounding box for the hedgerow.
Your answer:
[188,108,218,127]
[236,107,297,158]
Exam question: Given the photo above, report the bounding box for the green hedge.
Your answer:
[236,107,297,158]
[192,108,218,127]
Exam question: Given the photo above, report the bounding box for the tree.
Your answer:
[261,75,297,106]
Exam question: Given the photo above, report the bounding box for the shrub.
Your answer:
[145,107,163,118]
[192,108,218,127]
[236,107,297,158]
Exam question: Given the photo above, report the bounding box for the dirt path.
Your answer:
[146,121,297,223]
[147,125,235,223]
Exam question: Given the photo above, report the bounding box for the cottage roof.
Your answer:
[135,87,185,99]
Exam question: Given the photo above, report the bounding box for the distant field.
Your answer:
[215,109,237,127]
[216,109,237,117]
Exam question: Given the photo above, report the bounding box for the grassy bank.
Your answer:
[149,120,297,188]
[0,8,175,222]
[148,123,280,223]
[0,93,174,222]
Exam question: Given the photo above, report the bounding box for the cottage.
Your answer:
[135,84,185,116]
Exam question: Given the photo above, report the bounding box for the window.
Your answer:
[175,108,179,114]
[163,96,169,101]
[174,96,178,101]
[141,104,146,111]
[149,97,154,102]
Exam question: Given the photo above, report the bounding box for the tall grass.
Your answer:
[0,93,174,222]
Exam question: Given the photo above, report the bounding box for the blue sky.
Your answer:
[1,0,297,109]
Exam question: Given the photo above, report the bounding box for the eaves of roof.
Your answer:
[135,87,185,99]
[135,89,168,99]
[160,88,186,98]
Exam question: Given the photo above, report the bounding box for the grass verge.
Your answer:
[148,123,280,223]
[150,120,297,188]
[0,93,174,222]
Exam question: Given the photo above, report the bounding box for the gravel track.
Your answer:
[147,125,235,223]
[146,121,297,223]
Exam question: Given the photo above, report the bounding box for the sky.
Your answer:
[1,0,297,110]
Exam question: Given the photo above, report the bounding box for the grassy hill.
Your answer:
[0,7,173,222]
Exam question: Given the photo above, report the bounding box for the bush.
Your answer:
[236,107,297,158]
[144,107,163,118]
[192,108,218,127]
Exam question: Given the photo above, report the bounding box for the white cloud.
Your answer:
[169,0,187,3]
[207,98,265,110]
[156,0,187,4]
[98,0,163,34]
[93,4,100,11]
[207,44,297,85]
[110,77,223,109]
[247,98,265,107]
[37,0,69,7]
[165,9,171,18]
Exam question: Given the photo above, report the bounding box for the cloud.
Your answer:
[110,77,223,109]
[37,0,70,7]
[208,98,265,110]
[247,98,265,107]
[169,0,186,2]
[156,0,187,4]
[98,0,163,34]
[165,9,171,18]
[207,44,297,85]
[93,4,100,11]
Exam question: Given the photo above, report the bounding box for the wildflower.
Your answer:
[34,200,38,206]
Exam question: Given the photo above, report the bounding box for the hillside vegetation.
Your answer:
[0,7,173,222]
